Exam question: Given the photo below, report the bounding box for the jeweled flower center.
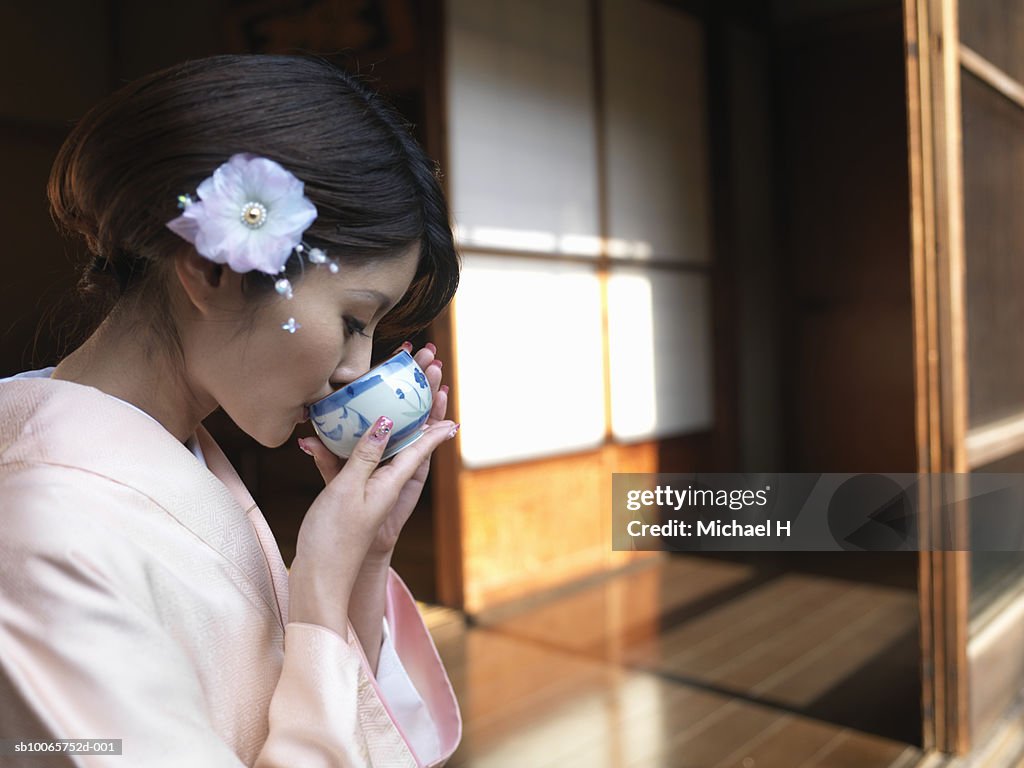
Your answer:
[240,201,268,229]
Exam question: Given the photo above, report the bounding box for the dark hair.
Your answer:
[48,54,459,355]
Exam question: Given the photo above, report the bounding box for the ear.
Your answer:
[173,250,243,314]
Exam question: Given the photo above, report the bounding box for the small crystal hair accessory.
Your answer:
[166,153,339,332]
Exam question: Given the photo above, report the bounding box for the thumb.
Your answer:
[298,436,344,485]
[340,416,394,487]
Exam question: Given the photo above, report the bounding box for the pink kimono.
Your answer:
[0,377,461,766]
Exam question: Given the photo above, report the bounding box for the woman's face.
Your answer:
[191,246,420,447]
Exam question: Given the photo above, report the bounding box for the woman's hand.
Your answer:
[288,370,457,637]
[289,342,455,645]
[298,341,450,556]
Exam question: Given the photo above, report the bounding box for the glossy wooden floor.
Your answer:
[427,555,925,768]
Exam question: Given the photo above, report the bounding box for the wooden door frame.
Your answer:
[423,0,466,610]
[906,0,1024,755]
[904,0,970,754]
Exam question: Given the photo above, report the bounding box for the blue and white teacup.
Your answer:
[309,350,433,460]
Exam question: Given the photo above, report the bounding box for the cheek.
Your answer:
[280,324,345,385]
[222,332,330,410]
[225,304,345,409]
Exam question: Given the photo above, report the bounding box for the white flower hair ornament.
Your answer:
[166,153,339,333]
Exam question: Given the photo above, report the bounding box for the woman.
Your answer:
[0,54,461,766]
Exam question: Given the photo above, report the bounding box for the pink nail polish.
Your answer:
[430,359,443,369]
[370,416,394,442]
[297,438,314,456]
[440,384,449,395]
[447,423,460,439]
[425,342,437,355]
[401,341,413,352]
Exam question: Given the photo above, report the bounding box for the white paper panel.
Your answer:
[454,256,605,466]
[446,0,601,256]
[608,268,713,439]
[602,0,712,264]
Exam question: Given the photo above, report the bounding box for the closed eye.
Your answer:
[344,316,371,338]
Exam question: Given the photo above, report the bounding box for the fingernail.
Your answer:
[297,438,314,456]
[440,384,449,395]
[425,342,437,355]
[447,423,460,440]
[429,359,443,370]
[370,416,394,442]
[401,341,413,352]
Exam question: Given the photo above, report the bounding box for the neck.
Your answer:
[52,312,215,444]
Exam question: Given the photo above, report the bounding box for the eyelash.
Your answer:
[344,317,371,339]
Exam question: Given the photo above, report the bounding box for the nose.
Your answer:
[329,341,373,388]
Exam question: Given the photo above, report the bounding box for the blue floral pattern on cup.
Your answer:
[309,350,432,459]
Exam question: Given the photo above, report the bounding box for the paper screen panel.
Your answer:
[607,268,713,440]
[601,0,712,263]
[446,0,601,257]
[454,255,605,466]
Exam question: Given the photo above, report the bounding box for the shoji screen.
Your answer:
[447,0,713,467]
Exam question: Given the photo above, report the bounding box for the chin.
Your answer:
[247,422,298,449]
[272,426,300,449]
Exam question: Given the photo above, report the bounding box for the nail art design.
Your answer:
[370,416,394,442]
[447,423,461,440]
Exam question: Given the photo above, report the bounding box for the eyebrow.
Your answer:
[345,288,394,313]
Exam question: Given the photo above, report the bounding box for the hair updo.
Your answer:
[48,54,459,354]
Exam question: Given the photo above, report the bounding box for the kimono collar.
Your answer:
[0,377,284,626]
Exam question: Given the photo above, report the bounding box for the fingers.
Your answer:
[368,420,458,491]
[393,340,447,422]
[412,342,437,370]
[392,340,435,367]
[408,343,443,387]
[429,383,449,424]
[393,341,442,382]
[424,357,442,391]
[336,416,395,489]
[298,436,345,485]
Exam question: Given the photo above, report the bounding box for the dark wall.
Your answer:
[774,5,917,472]
[0,0,228,377]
